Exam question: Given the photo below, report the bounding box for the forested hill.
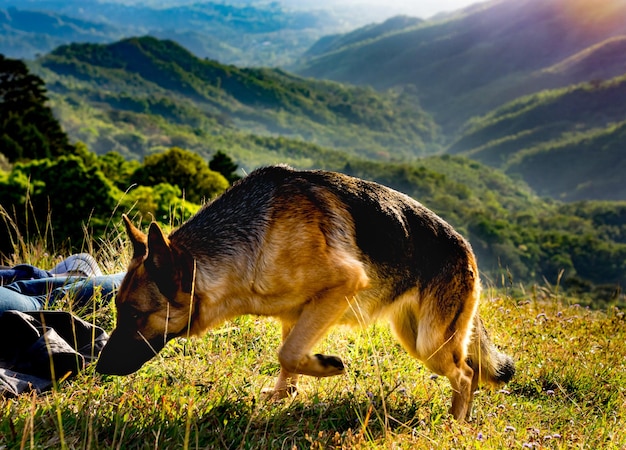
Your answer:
[448,75,626,201]
[4,51,626,306]
[295,0,626,132]
[36,36,439,160]
[295,0,626,202]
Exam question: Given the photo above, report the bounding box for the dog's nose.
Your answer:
[95,329,163,375]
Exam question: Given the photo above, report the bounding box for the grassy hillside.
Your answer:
[0,250,624,448]
[447,75,626,200]
[296,0,626,131]
[504,121,626,201]
[34,36,439,161]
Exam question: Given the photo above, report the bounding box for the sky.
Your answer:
[339,0,492,18]
[117,0,494,20]
[278,0,493,19]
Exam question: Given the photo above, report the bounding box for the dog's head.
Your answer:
[96,215,195,375]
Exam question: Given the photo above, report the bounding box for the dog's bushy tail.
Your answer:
[467,315,515,386]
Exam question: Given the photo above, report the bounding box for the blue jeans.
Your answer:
[0,273,125,314]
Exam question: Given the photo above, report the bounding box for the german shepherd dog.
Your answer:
[96,165,514,420]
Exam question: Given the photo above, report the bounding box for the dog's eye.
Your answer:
[124,306,141,320]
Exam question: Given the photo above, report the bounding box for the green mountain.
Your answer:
[296,0,626,132]
[447,75,626,200]
[35,36,439,162]
[3,43,626,303]
[0,0,379,67]
[0,7,122,59]
[303,15,423,59]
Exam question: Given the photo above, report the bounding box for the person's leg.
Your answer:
[1,277,82,313]
[0,273,125,314]
[0,265,52,284]
[51,273,125,306]
[1,254,103,284]
[49,253,103,277]
[0,284,47,313]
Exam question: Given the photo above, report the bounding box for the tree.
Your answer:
[131,147,229,204]
[97,150,141,191]
[209,150,241,184]
[0,56,47,104]
[0,155,119,255]
[121,183,200,225]
[0,54,75,162]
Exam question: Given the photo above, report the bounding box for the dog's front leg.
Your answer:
[277,285,353,380]
[266,320,300,399]
[263,286,352,401]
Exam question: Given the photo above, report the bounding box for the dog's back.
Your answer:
[175,164,472,298]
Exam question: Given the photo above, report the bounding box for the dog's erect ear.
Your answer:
[147,221,173,270]
[123,214,147,259]
[144,222,194,300]
[145,221,180,299]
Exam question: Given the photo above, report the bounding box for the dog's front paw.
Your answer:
[261,385,298,401]
[313,353,345,376]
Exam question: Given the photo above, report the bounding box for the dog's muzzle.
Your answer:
[95,329,166,375]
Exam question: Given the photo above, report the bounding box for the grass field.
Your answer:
[1,268,625,449]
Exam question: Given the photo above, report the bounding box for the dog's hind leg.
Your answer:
[389,287,479,421]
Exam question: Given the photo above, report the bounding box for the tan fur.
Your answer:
[96,165,514,421]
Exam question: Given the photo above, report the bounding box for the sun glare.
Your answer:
[561,0,626,34]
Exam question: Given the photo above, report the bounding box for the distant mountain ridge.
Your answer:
[542,36,626,81]
[450,75,626,160]
[0,0,383,67]
[36,36,439,160]
[296,0,626,131]
[303,15,423,58]
[0,7,122,58]
[295,0,626,202]
[505,120,626,201]
[447,74,626,200]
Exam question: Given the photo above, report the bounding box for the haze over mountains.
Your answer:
[297,0,626,126]
[3,0,626,202]
[296,0,626,201]
[0,0,412,67]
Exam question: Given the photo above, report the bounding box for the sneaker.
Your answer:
[49,253,103,277]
